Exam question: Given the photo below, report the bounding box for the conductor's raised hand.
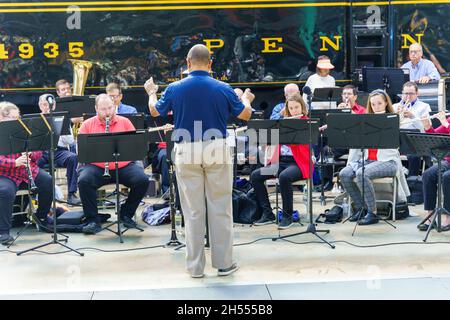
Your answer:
[144,77,159,95]
[242,88,255,104]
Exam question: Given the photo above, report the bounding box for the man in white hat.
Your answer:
[303,55,336,110]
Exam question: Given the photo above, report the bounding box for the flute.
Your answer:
[400,112,450,125]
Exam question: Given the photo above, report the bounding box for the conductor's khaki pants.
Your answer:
[173,139,234,276]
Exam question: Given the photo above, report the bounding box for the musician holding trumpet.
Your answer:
[394,82,432,177]
[77,94,150,235]
[0,102,53,245]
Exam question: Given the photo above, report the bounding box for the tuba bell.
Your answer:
[68,59,93,137]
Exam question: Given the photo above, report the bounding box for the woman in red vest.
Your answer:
[251,93,312,229]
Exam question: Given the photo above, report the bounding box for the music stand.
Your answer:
[311,109,352,205]
[362,67,406,99]
[406,133,450,242]
[247,118,335,248]
[312,87,343,109]
[55,96,96,118]
[327,113,400,235]
[11,116,84,256]
[78,131,149,243]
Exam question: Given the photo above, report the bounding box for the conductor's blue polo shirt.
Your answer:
[155,71,245,142]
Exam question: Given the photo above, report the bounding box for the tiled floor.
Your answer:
[1,192,449,300]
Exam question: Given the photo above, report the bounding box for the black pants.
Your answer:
[0,170,52,234]
[78,163,150,224]
[422,161,450,212]
[250,156,303,217]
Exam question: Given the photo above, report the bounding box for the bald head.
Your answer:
[409,43,423,65]
[186,44,211,70]
[95,93,115,121]
[284,83,300,99]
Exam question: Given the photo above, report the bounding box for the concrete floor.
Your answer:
[1,191,449,300]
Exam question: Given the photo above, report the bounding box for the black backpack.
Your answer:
[315,205,343,224]
[232,188,261,224]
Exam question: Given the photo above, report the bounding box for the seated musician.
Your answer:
[105,82,138,114]
[0,102,53,245]
[270,83,301,120]
[418,111,450,231]
[337,85,366,114]
[77,94,150,235]
[37,94,81,205]
[339,89,410,225]
[401,43,440,84]
[321,85,367,190]
[251,93,312,229]
[393,81,432,176]
[55,79,82,153]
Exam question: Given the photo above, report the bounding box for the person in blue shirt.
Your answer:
[401,43,440,84]
[106,82,138,114]
[145,44,253,278]
[270,83,300,119]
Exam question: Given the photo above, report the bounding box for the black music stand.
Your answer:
[362,67,406,100]
[406,133,450,242]
[13,115,84,256]
[311,109,352,205]
[78,131,148,243]
[313,87,343,109]
[55,96,96,118]
[248,118,335,248]
[327,113,400,235]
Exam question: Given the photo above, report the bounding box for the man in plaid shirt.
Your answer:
[0,102,53,245]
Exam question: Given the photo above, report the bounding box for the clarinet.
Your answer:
[22,152,38,194]
[103,116,111,178]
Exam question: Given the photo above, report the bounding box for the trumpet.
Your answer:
[398,100,412,123]
[103,117,111,178]
[21,152,38,194]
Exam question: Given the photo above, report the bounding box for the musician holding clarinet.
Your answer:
[418,111,450,231]
[77,94,150,235]
[0,102,53,245]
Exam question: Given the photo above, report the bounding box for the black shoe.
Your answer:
[0,233,13,245]
[253,213,276,226]
[358,212,379,225]
[218,262,239,276]
[349,208,366,222]
[418,221,435,231]
[82,222,101,234]
[278,215,293,230]
[323,181,333,191]
[121,216,137,229]
[67,193,82,206]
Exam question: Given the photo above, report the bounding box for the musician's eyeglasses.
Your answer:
[108,94,122,100]
[402,92,416,96]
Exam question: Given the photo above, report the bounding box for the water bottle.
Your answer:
[342,197,349,217]
[175,210,184,239]
[303,185,308,202]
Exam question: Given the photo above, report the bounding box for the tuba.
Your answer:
[69,59,93,137]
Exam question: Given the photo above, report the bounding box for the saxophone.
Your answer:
[103,116,111,178]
